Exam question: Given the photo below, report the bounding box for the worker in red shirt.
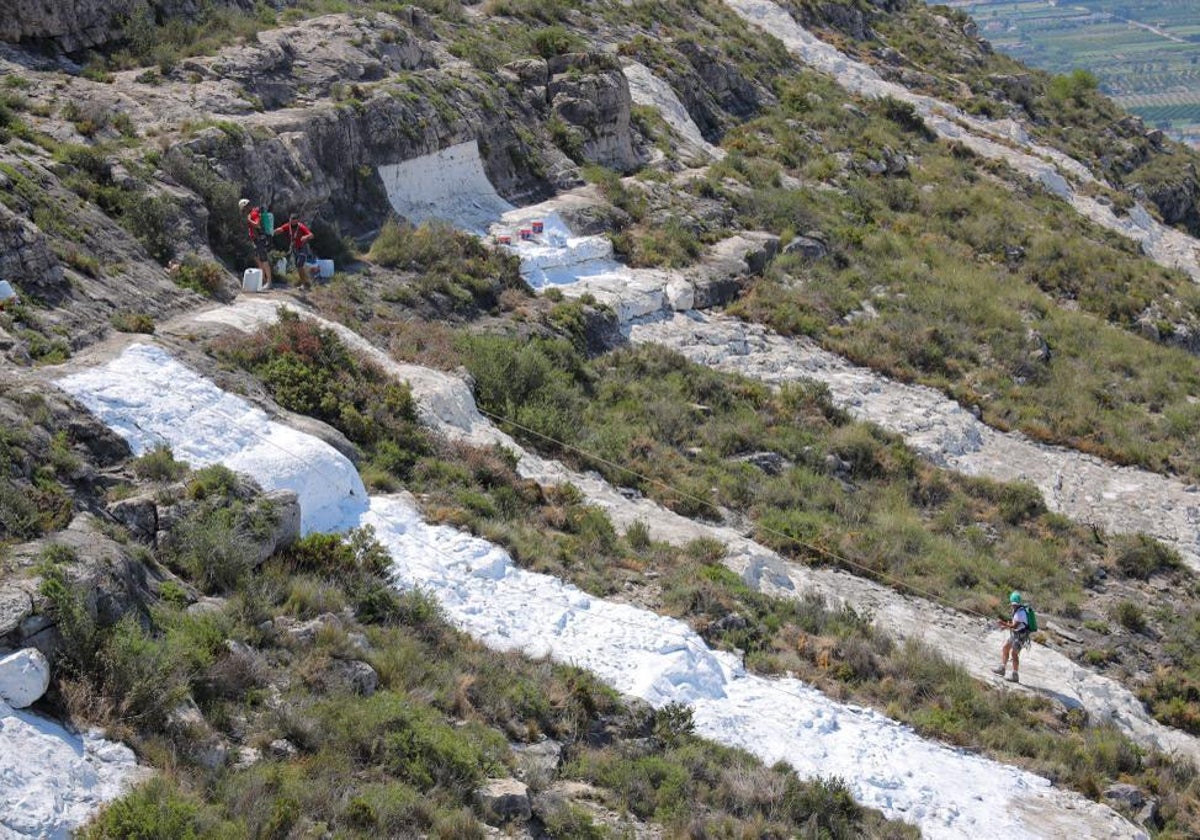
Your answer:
[238,198,273,289]
[275,213,316,288]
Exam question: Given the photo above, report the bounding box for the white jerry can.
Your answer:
[242,268,264,292]
[317,259,335,279]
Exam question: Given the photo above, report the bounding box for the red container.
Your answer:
[519,228,533,241]
[531,220,544,234]
[497,235,512,245]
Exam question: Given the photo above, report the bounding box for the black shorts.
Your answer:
[253,236,268,261]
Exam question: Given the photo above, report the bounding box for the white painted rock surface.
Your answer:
[0,648,51,709]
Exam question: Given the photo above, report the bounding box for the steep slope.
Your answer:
[54,340,1143,840]
[5,0,1200,836]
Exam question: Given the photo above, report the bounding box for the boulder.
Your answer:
[255,489,302,564]
[0,585,34,638]
[475,778,532,825]
[325,659,379,696]
[503,59,549,88]
[783,235,827,260]
[166,697,229,769]
[108,496,158,543]
[0,206,66,306]
[734,452,789,476]
[1103,783,1145,809]
[280,612,343,646]
[512,738,562,781]
[0,648,51,708]
[548,53,639,172]
[269,738,298,759]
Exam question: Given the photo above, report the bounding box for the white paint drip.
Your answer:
[54,344,1145,839]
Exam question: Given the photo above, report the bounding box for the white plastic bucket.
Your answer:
[242,268,264,292]
[0,281,14,303]
[317,259,334,279]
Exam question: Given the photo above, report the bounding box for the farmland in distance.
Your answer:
[941,0,1200,146]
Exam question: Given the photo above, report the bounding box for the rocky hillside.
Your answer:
[6,0,1200,837]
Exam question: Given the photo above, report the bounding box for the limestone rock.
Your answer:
[1132,163,1200,233]
[280,612,342,646]
[166,697,228,769]
[0,206,65,306]
[504,59,549,88]
[0,648,51,708]
[255,489,301,564]
[326,659,379,696]
[512,738,562,782]
[0,586,34,638]
[734,452,789,476]
[269,738,298,759]
[475,777,531,825]
[547,53,639,172]
[232,746,261,770]
[1103,782,1143,807]
[783,235,827,260]
[0,0,256,52]
[107,496,158,543]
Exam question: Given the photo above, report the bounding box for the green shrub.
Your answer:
[1046,68,1099,106]
[212,309,429,469]
[0,478,44,539]
[651,702,695,747]
[101,615,192,727]
[186,464,239,500]
[1112,600,1147,633]
[625,519,651,550]
[163,155,251,267]
[1112,534,1181,580]
[39,560,102,676]
[368,219,523,312]
[172,255,228,298]
[284,528,391,578]
[547,116,584,163]
[168,504,258,593]
[124,193,177,264]
[541,803,606,839]
[531,25,582,58]
[625,219,701,268]
[82,777,202,839]
[131,444,187,481]
[110,311,155,334]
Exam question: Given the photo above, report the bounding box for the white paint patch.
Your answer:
[622,60,725,163]
[57,344,368,534]
[0,699,140,839]
[191,283,1200,770]
[0,649,51,709]
[491,211,623,288]
[53,345,1146,839]
[378,140,515,234]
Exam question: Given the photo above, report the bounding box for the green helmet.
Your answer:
[1009,591,1023,604]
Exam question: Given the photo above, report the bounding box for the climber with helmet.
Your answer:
[993,591,1031,684]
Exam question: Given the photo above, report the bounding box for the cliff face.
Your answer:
[0,10,645,344]
[0,0,254,53]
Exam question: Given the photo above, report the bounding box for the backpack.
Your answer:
[262,209,275,236]
[1023,605,1038,633]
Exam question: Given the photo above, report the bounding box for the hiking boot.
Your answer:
[1006,672,1020,683]
[991,666,1005,676]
